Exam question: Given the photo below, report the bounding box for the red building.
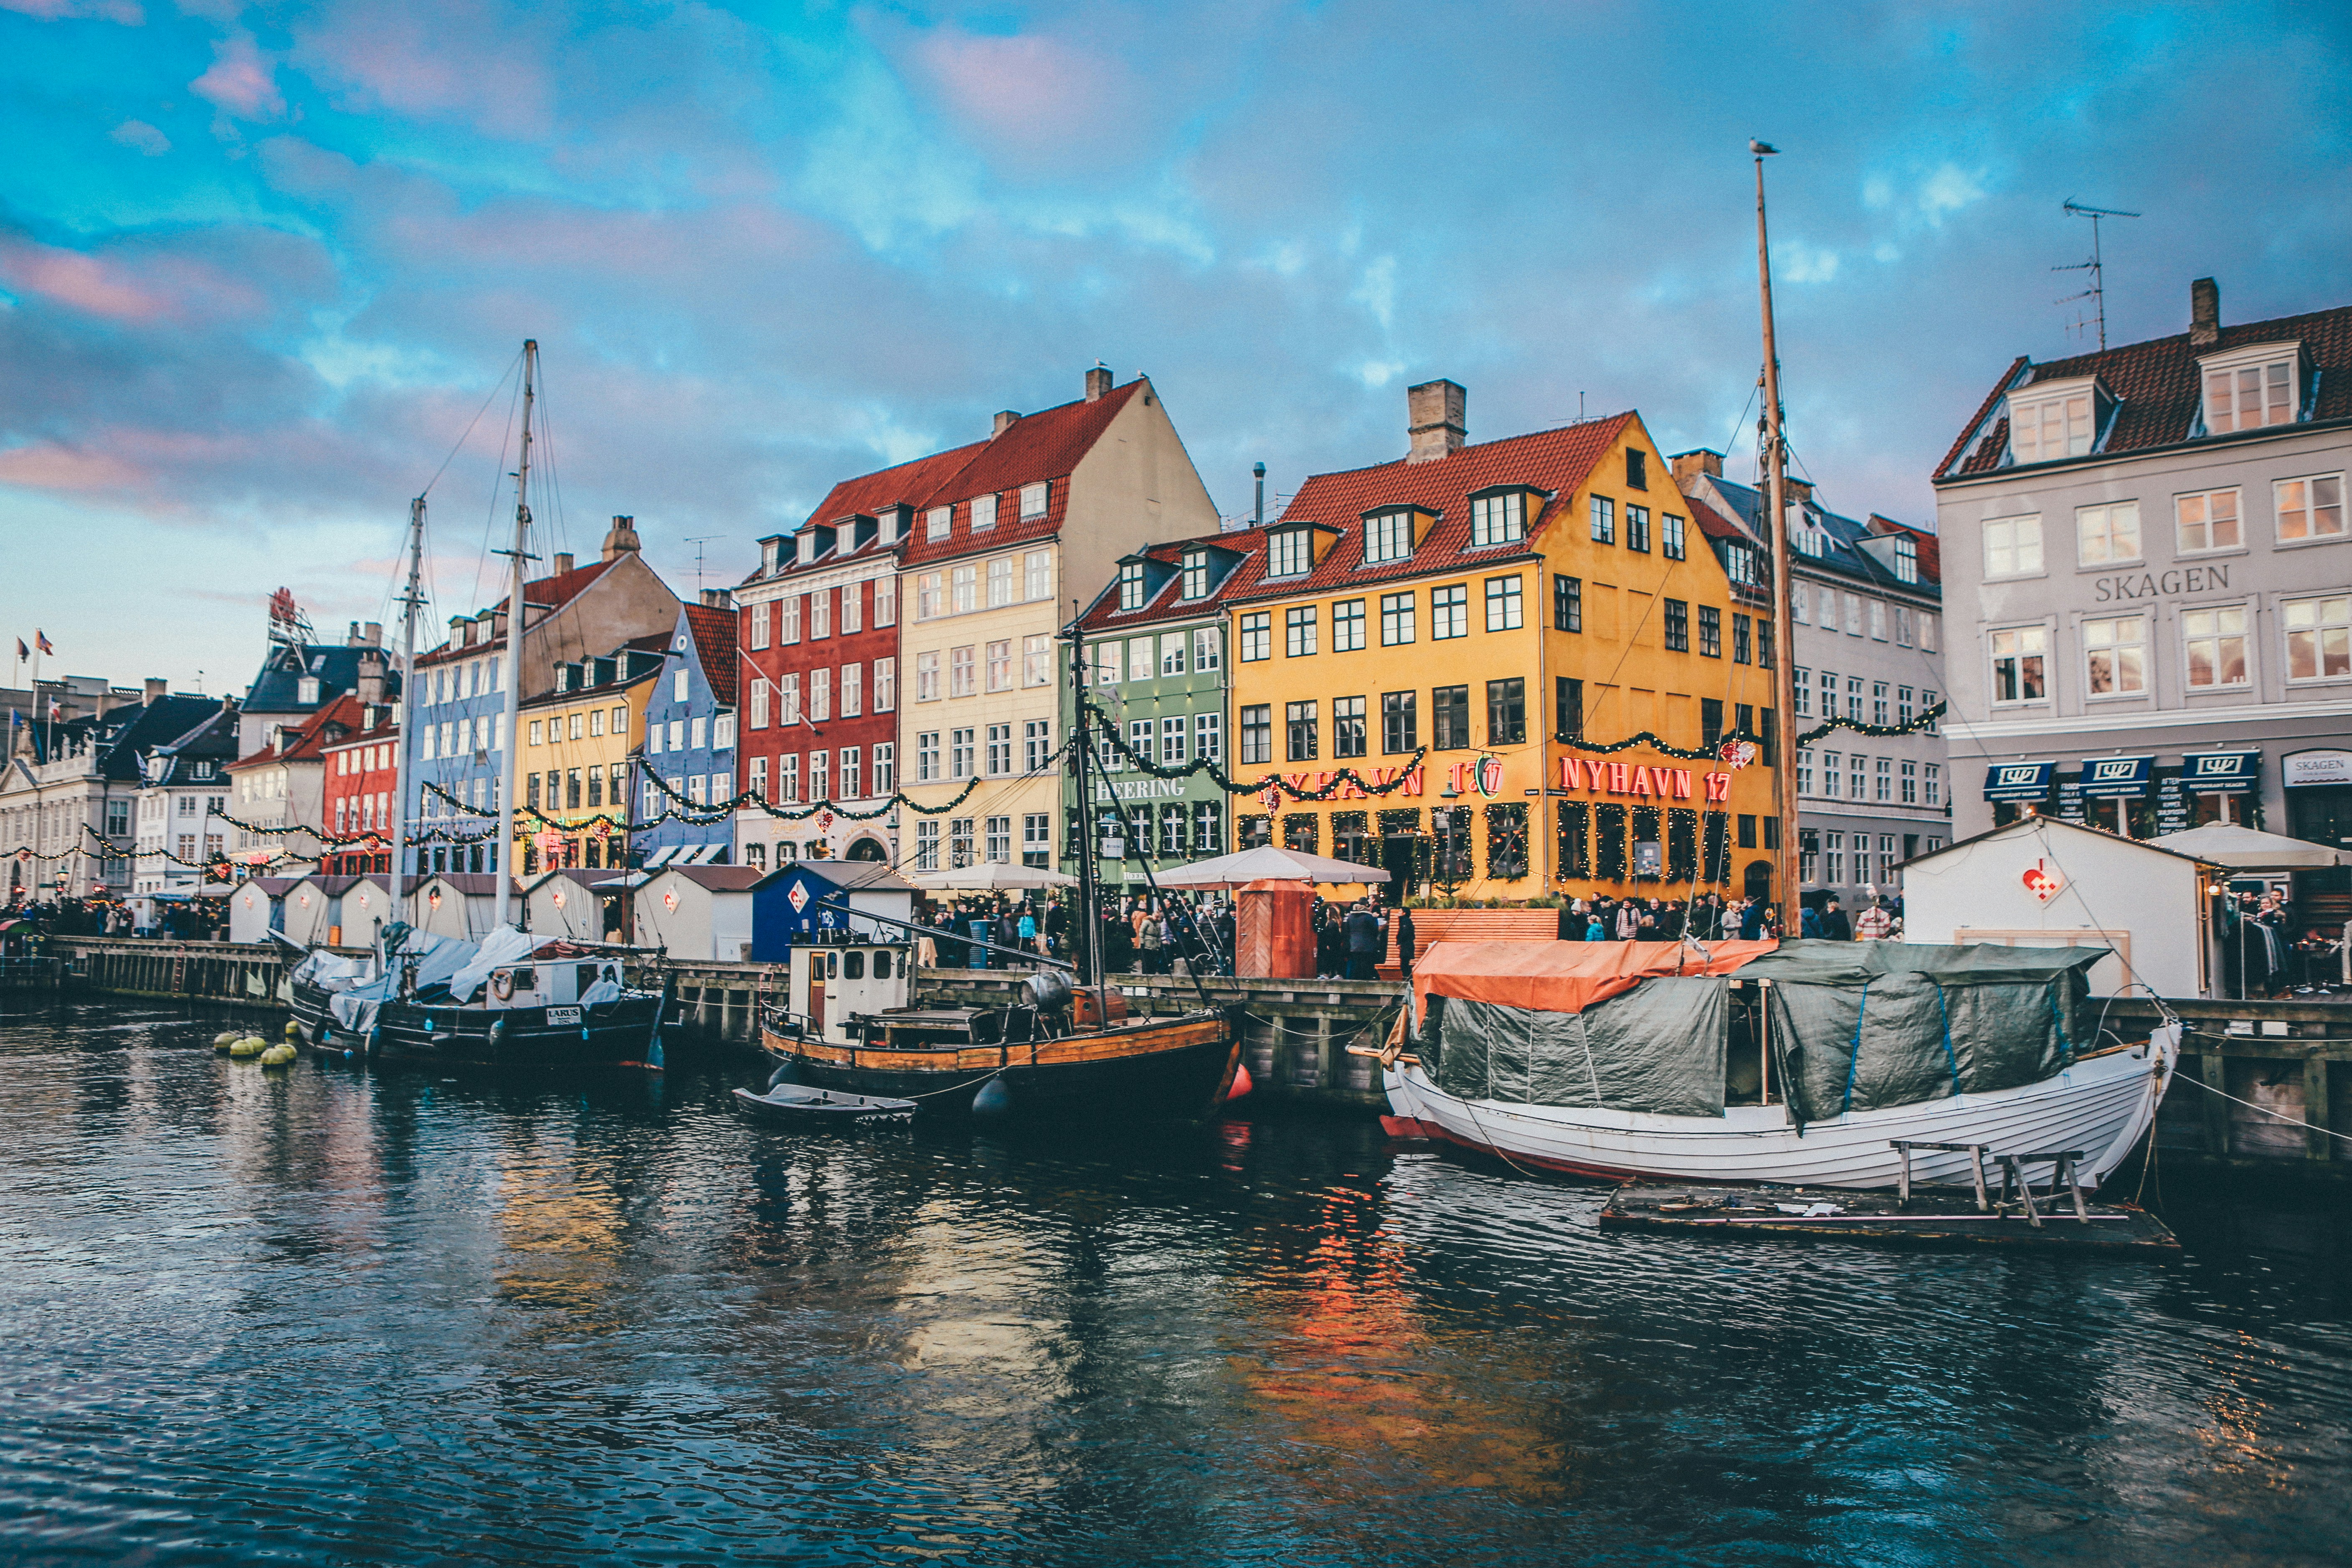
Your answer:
[321,702,400,875]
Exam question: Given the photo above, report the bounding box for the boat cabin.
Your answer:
[484,955,628,1011]
[785,939,914,1043]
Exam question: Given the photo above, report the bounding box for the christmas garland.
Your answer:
[1557,702,1944,759]
[1082,699,1430,802]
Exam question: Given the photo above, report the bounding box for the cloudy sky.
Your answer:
[4,0,2348,695]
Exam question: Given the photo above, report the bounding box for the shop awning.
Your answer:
[642,845,682,867]
[1982,760,2056,802]
[2180,750,2262,795]
[2075,754,2155,800]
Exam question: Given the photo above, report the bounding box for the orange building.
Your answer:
[1224,380,1783,904]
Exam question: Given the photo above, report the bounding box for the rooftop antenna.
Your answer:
[683,535,721,597]
[2055,199,2140,351]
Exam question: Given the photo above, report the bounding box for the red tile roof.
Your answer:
[1685,491,1746,543]
[1936,301,2352,479]
[228,692,364,770]
[682,603,738,707]
[897,380,1147,569]
[1226,415,1632,602]
[1867,515,1943,583]
[416,559,617,666]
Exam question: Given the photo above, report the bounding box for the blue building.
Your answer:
[633,596,740,867]
[403,520,677,880]
[748,860,918,959]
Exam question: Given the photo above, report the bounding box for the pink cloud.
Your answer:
[291,3,554,141]
[911,27,1152,172]
[0,0,144,21]
[0,442,148,492]
[191,34,284,120]
[0,239,170,322]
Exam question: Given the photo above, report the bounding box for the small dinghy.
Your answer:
[732,1083,916,1126]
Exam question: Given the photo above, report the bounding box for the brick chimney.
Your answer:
[347,621,362,645]
[1085,365,1113,402]
[362,621,382,646]
[356,652,386,707]
[1671,448,1723,486]
[1407,379,1466,463]
[699,588,733,609]
[551,552,575,575]
[993,410,1022,437]
[144,677,167,705]
[2190,277,2220,348]
[602,516,641,561]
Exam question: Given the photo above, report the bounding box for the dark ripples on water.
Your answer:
[0,999,2347,1566]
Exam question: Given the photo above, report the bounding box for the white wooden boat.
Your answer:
[1384,1023,2176,1191]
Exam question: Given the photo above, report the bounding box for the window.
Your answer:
[2203,357,2294,433]
[1285,702,1318,761]
[1380,592,1416,646]
[1333,598,1366,651]
[1025,551,1052,601]
[986,723,1012,777]
[1333,697,1366,758]
[1382,691,1418,753]
[1870,682,1889,726]
[926,505,952,540]
[1990,626,2048,703]
[1181,550,1210,600]
[1875,757,1893,803]
[1701,698,1724,751]
[874,575,897,627]
[1023,635,1052,688]
[1897,686,1913,727]
[915,819,939,871]
[951,565,977,614]
[1869,600,1887,641]
[528,719,544,747]
[1128,638,1153,683]
[1626,448,1647,490]
[1698,605,1721,658]
[915,574,941,621]
[1663,599,1689,651]
[985,640,1012,693]
[1364,510,1414,564]
[1663,513,1685,560]
[2286,595,2352,681]
[1118,561,1147,610]
[1268,529,1311,578]
[750,601,770,650]
[1845,676,1863,721]
[1892,535,1918,583]
[1554,575,1582,632]
[1921,689,1939,732]
[1021,481,1049,519]
[2175,489,2240,553]
[915,732,939,783]
[1554,677,1582,741]
[1901,759,1918,804]
[1017,812,1050,868]
[2277,475,2345,542]
[1924,765,1941,806]
[811,589,832,640]
[2182,605,2250,689]
[1483,575,1522,632]
[1797,749,1814,796]
[1984,514,2043,576]
[1285,605,1318,657]
[1850,754,1867,802]
[1192,800,1224,856]
[1195,712,1222,761]
[1240,704,1272,765]
[1895,606,1914,647]
[2083,615,2149,697]
[1432,585,1467,639]
[1433,685,1470,749]
[836,747,859,799]
[1486,678,1525,745]
[1024,720,1051,774]
[1824,831,1844,885]
[949,646,974,698]
[867,656,892,713]
[1239,613,1271,661]
[1161,715,1188,766]
[2010,390,2095,463]
[1589,495,1614,545]
[985,556,1015,609]
[1194,626,1221,671]
[950,727,975,780]
[1626,506,1650,553]
[912,651,939,704]
[808,669,829,723]
[1470,491,1524,546]
[971,493,998,532]
[1733,614,1752,665]
[833,666,858,720]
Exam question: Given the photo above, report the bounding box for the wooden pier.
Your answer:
[1599,1183,2181,1255]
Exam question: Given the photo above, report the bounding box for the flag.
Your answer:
[13,639,24,661]
[35,631,53,655]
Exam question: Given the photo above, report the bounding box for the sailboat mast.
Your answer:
[1753,144,1802,939]
[389,496,425,925]
[1067,617,1108,1014]
[492,339,537,929]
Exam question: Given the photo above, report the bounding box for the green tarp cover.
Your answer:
[1430,980,1727,1117]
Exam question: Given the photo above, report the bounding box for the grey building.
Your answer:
[1676,451,1951,906]
[1933,278,2352,862]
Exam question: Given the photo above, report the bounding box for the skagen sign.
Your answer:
[2091,563,2228,603]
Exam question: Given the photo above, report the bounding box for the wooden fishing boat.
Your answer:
[732,1082,916,1125]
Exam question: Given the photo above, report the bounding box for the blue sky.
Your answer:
[4,0,2349,695]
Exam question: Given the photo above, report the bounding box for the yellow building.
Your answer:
[513,640,665,874]
[1226,380,1783,904]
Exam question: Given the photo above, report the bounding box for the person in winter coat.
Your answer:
[1138,916,1163,974]
[1614,899,1642,940]
[1800,902,1824,939]
[1737,897,1767,941]
[1855,899,1895,941]
[1314,909,1345,978]
[1820,898,1853,941]
[1396,907,1417,980]
[1343,902,1384,980]
[1585,908,1607,942]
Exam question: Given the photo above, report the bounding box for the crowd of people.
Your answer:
[910,891,1240,978]
[0,892,206,952]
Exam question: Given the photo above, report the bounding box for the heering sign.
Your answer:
[2284,749,2352,788]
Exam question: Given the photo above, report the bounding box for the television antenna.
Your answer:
[2054,199,2140,351]
[682,535,722,596]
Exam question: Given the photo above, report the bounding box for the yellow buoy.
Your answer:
[229,1036,267,1058]
[283,1021,302,1038]
[261,1044,298,1066]
[213,1031,239,1051]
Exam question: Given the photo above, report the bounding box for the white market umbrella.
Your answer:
[1152,844,1391,890]
[911,862,1080,892]
[2149,821,2342,870]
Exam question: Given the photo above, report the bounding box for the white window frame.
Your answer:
[2283,593,2352,684]
[1982,514,2043,579]
[2175,488,2243,555]
[971,493,998,532]
[1988,624,2050,707]
[2180,602,2253,692]
[1020,481,1049,519]
[925,505,952,540]
[1193,626,1222,672]
[2198,342,2300,435]
[1024,550,1052,601]
[1364,509,1415,564]
[2274,473,2346,546]
[2081,613,2149,699]
[1469,490,1524,547]
[2007,385,2097,464]
[1267,529,1311,578]
[2075,501,2141,567]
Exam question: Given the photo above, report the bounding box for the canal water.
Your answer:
[1,1000,2347,1566]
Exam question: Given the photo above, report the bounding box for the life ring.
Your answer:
[490,969,515,1001]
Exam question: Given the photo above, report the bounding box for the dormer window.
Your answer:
[1468,488,1531,547]
[2007,375,2110,464]
[1181,549,1209,601]
[1117,561,1147,611]
[2200,342,2303,434]
[926,506,952,541]
[972,494,998,532]
[1267,528,1312,578]
[297,676,321,705]
[798,531,819,565]
[1893,536,1918,584]
[1020,482,1049,519]
[1364,510,1416,565]
[760,538,782,574]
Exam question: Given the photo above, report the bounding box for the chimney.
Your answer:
[1085,364,1113,402]
[347,621,362,646]
[699,588,732,609]
[2190,277,2220,348]
[1781,476,1815,506]
[602,516,641,561]
[356,652,385,707]
[1253,461,1266,526]
[1670,448,1723,486]
[143,677,167,705]
[993,410,1022,437]
[363,621,382,646]
[551,552,575,575]
[1407,379,1467,463]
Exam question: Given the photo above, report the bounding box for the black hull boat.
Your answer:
[732,1084,916,1125]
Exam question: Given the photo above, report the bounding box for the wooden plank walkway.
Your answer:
[1599,1182,2180,1255]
